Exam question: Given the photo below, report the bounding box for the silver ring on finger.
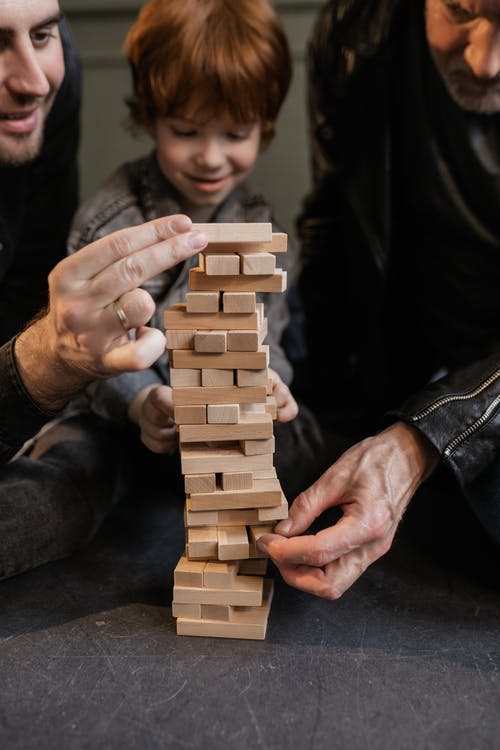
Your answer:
[113,300,131,338]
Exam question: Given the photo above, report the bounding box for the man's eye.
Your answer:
[444,1,476,22]
[31,29,56,47]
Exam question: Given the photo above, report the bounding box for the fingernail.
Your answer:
[188,231,207,250]
[275,519,292,534]
[168,215,191,233]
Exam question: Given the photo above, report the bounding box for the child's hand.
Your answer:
[268,368,299,423]
[128,384,178,454]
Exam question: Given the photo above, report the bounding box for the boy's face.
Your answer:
[426,0,500,113]
[153,111,261,209]
[0,0,65,166]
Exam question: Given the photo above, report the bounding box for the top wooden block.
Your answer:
[193,223,272,244]
[202,234,288,254]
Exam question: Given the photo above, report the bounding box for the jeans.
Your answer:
[0,411,132,580]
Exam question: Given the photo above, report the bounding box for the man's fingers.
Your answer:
[53,215,207,307]
[276,547,373,600]
[274,465,347,536]
[258,514,376,567]
[103,326,167,372]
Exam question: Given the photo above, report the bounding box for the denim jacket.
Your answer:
[0,21,82,464]
[67,152,296,426]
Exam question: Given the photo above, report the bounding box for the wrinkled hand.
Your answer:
[258,422,439,599]
[128,384,178,454]
[268,368,298,423]
[15,214,207,410]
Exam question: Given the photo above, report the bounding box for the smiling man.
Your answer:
[0,0,208,580]
[261,0,500,599]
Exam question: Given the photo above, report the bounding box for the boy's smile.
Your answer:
[153,113,261,209]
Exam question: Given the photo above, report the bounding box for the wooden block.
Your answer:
[239,403,266,415]
[253,468,277,479]
[230,579,274,624]
[203,561,239,588]
[240,436,275,456]
[185,473,216,494]
[189,268,287,293]
[179,413,272,444]
[204,254,240,275]
[176,579,273,639]
[266,395,278,419]
[238,559,268,576]
[201,604,230,621]
[185,508,218,527]
[188,506,285,527]
[218,526,250,560]
[258,496,288,521]
[236,368,268,386]
[173,575,263,606]
[172,602,202,619]
[188,477,283,511]
[266,377,274,395]
[201,369,234,387]
[240,252,276,275]
[181,444,274,474]
[207,403,240,424]
[221,471,253,491]
[186,526,218,559]
[169,368,201,387]
[227,330,259,352]
[165,303,259,330]
[202,233,287,254]
[248,524,275,558]
[172,347,268,372]
[222,292,256,313]
[192,222,272,243]
[174,404,207,425]
[186,291,219,313]
[194,330,227,353]
[173,384,266,406]
[165,329,194,349]
[174,556,206,587]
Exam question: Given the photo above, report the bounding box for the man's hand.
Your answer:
[128,384,178,454]
[15,215,206,411]
[258,422,439,599]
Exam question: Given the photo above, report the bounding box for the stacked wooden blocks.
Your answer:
[165,222,289,639]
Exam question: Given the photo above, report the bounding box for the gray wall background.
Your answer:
[63,0,323,242]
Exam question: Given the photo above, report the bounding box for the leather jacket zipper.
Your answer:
[443,394,500,457]
[409,369,500,458]
[410,369,500,422]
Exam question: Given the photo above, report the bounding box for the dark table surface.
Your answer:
[1,473,500,750]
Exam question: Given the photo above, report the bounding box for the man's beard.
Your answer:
[433,53,500,114]
[0,128,45,167]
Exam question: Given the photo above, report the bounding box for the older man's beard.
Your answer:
[433,53,500,114]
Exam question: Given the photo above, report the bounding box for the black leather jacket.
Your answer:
[297,0,499,488]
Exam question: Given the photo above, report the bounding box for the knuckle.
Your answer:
[108,230,133,261]
[323,585,343,601]
[119,254,146,286]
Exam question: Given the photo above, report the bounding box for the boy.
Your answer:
[68,0,324,498]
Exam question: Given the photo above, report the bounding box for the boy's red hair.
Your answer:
[124,0,292,145]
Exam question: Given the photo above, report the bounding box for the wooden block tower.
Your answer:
[165,222,289,639]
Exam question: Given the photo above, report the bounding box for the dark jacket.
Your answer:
[0,20,82,464]
[67,152,295,426]
[296,0,499,487]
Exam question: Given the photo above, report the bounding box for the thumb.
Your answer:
[275,466,346,536]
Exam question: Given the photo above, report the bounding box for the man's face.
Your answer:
[0,0,65,167]
[426,0,500,114]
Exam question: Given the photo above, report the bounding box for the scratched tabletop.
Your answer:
[1,460,500,750]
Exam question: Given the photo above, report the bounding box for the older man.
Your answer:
[0,0,206,578]
[260,0,500,597]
